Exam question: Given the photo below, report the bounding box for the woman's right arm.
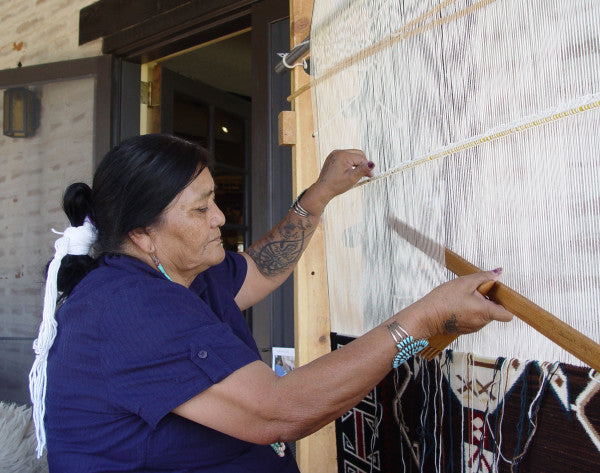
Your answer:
[173,269,513,445]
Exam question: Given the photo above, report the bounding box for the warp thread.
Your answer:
[353,93,600,189]
[290,0,497,101]
[399,354,562,472]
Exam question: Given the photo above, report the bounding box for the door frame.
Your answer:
[250,1,295,357]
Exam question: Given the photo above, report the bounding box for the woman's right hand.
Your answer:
[411,269,514,339]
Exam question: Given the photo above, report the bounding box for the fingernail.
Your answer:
[367,161,375,169]
[492,267,502,275]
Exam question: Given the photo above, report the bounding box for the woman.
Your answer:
[30,134,512,472]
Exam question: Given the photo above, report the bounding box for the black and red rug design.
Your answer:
[332,333,600,473]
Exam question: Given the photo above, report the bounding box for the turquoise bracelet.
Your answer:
[387,321,428,368]
[392,336,429,368]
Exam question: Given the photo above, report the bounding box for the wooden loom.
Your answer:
[285,0,600,470]
[304,0,600,365]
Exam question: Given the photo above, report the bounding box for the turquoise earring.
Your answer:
[150,253,173,281]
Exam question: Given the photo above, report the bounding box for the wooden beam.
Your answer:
[79,0,191,45]
[289,0,337,471]
[100,0,254,60]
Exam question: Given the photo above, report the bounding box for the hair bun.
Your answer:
[63,182,93,227]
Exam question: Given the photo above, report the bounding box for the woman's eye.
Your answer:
[196,207,208,213]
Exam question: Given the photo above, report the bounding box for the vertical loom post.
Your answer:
[289,0,337,471]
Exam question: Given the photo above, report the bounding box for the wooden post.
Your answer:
[289,0,337,471]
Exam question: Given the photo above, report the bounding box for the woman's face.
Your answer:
[150,167,226,285]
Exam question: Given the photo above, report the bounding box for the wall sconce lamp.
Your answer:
[3,87,39,138]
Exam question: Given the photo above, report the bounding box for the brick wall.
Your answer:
[0,0,101,69]
[0,0,101,404]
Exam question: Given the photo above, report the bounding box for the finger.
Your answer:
[342,149,366,158]
[485,300,514,323]
[342,150,368,166]
[465,267,503,291]
[331,149,364,164]
[353,160,375,178]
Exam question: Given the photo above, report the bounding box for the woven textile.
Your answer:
[332,333,600,473]
[333,334,411,473]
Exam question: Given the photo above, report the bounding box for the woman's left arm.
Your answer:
[235,149,374,311]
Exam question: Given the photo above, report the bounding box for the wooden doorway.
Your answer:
[149,64,252,254]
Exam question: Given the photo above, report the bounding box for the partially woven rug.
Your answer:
[332,333,600,473]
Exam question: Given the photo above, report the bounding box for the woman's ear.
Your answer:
[127,228,154,254]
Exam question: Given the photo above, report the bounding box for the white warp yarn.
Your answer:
[28,218,97,458]
[310,0,600,365]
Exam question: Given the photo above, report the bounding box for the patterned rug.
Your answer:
[332,333,600,473]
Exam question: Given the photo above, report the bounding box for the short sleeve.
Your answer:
[222,251,248,296]
[191,251,248,297]
[101,278,259,429]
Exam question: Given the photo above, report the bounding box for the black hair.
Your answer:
[55,134,210,298]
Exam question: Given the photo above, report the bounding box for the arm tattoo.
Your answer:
[444,314,459,334]
[247,216,315,277]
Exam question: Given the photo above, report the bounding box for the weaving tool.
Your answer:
[389,216,600,371]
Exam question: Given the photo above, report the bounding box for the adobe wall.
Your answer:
[0,0,101,404]
[0,0,101,69]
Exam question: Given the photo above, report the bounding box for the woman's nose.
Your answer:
[211,204,226,228]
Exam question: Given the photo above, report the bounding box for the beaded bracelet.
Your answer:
[271,441,286,457]
[387,321,429,368]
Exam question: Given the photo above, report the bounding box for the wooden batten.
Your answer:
[289,0,337,471]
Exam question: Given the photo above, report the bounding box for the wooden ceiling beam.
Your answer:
[79,0,256,62]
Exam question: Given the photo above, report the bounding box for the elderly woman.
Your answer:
[30,134,512,472]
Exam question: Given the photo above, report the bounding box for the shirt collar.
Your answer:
[101,253,163,279]
[101,253,209,295]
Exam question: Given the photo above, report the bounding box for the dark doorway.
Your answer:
[153,65,251,253]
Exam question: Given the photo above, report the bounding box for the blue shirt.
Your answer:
[45,252,300,473]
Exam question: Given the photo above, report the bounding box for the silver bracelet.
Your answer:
[387,321,428,368]
[387,321,409,344]
[290,189,309,218]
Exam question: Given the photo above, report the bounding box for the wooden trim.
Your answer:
[0,55,113,167]
[0,56,107,88]
[150,65,163,134]
[289,0,338,471]
[79,0,191,45]
[106,10,252,62]
[278,111,296,145]
[82,0,258,62]
[94,56,114,168]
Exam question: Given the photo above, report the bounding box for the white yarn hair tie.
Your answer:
[29,217,97,458]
